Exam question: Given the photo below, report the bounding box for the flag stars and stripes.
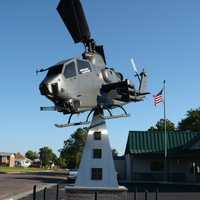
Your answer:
[153,89,163,106]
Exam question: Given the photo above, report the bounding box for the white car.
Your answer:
[68,170,78,180]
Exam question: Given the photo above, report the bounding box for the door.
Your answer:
[76,59,96,107]
[63,61,79,99]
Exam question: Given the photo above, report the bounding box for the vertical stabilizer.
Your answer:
[138,70,148,99]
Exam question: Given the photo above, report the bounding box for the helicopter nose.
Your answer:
[40,82,60,97]
[51,83,59,96]
[39,82,50,96]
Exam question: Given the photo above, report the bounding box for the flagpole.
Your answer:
[163,80,167,159]
[163,80,167,182]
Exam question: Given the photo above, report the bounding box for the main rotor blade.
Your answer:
[57,0,91,43]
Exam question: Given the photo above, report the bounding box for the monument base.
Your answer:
[65,185,127,200]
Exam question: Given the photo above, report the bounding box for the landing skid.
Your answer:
[54,105,130,128]
[55,121,90,128]
[102,114,130,120]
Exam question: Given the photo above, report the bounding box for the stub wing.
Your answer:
[100,76,149,107]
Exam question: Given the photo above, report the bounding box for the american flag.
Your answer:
[153,89,163,106]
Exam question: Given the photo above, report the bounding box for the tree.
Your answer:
[148,118,175,131]
[39,146,55,167]
[25,150,38,160]
[59,128,87,169]
[178,108,200,131]
[57,157,67,168]
[148,126,157,131]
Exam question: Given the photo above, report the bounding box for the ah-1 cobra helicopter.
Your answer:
[38,0,149,127]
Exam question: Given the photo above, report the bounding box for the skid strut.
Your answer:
[54,105,130,128]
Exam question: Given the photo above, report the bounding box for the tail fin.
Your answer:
[137,70,148,100]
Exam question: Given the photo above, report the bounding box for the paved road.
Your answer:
[0,172,67,200]
[1,174,200,200]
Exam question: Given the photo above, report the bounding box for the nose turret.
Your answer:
[39,63,64,97]
[39,76,59,98]
[39,82,50,96]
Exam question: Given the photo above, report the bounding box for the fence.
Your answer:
[31,184,159,200]
[32,185,60,200]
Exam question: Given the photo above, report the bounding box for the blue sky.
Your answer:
[0,0,200,155]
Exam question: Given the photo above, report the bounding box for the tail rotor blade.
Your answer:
[130,58,138,74]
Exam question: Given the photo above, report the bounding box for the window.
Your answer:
[47,64,63,77]
[91,168,102,180]
[150,161,164,171]
[64,62,76,78]
[2,156,7,163]
[77,60,91,74]
[93,149,102,159]
[94,131,101,140]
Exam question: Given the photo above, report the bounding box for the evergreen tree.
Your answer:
[148,118,175,131]
[59,128,87,169]
[25,150,38,160]
[39,146,54,167]
[178,107,200,131]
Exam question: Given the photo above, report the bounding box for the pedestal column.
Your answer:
[75,108,118,188]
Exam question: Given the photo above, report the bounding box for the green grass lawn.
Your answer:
[0,166,56,173]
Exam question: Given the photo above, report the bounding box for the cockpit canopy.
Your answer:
[46,59,92,79]
[47,64,63,77]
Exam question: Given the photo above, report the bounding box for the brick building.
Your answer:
[0,152,15,167]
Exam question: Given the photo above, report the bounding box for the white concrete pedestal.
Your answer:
[75,109,118,188]
[65,108,127,199]
[65,187,127,200]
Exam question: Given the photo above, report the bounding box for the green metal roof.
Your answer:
[125,131,200,155]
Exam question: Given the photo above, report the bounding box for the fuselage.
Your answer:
[39,54,123,114]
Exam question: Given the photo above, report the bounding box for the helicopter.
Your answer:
[38,0,149,127]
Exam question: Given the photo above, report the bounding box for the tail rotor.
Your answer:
[130,57,149,99]
[130,58,141,82]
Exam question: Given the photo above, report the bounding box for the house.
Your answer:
[15,153,32,168]
[114,131,200,183]
[0,152,15,167]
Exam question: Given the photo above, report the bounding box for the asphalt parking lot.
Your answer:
[0,172,67,200]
